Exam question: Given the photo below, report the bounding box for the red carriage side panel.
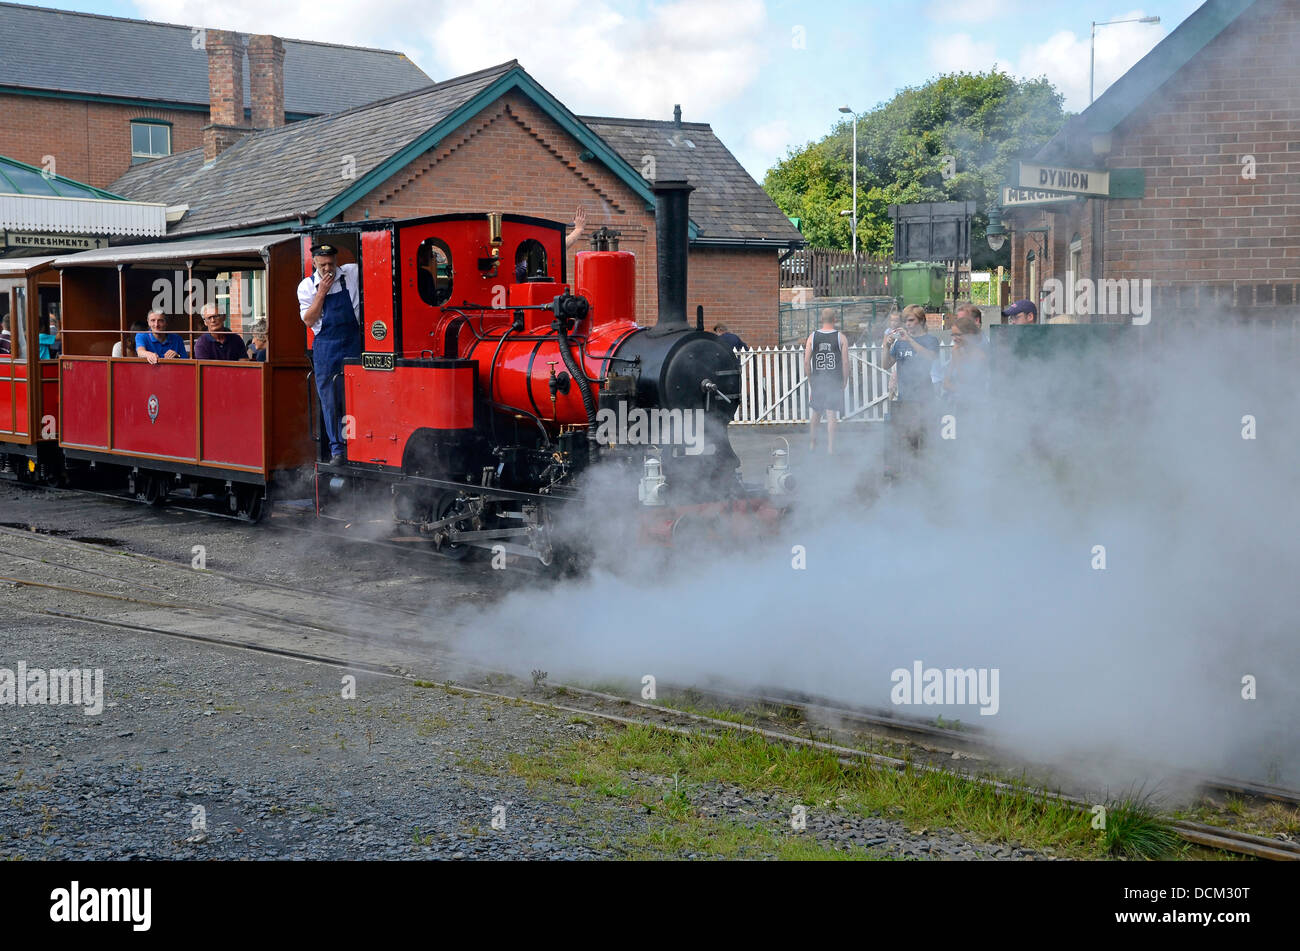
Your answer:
[39,361,58,439]
[343,360,475,468]
[0,361,25,436]
[199,363,265,469]
[59,358,109,448]
[112,361,197,460]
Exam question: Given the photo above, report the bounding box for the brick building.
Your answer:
[0,2,431,189]
[999,0,1300,323]
[110,58,801,345]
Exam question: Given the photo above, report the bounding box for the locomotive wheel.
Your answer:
[432,492,472,561]
[232,485,268,523]
[135,473,166,506]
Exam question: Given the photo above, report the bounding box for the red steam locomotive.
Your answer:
[2,181,787,562]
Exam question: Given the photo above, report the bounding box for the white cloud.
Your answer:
[732,118,795,180]
[745,118,793,156]
[927,33,999,73]
[1008,13,1166,111]
[431,0,769,119]
[135,0,769,120]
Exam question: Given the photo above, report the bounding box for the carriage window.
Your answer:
[515,239,548,282]
[8,288,26,358]
[416,238,453,306]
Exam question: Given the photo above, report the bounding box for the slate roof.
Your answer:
[111,62,516,235]
[110,61,801,247]
[0,2,432,117]
[583,116,802,246]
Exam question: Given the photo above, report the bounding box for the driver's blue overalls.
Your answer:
[312,275,361,459]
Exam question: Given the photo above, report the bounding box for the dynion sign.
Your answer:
[1016,163,1111,197]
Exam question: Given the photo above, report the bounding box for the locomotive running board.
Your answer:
[316,461,580,505]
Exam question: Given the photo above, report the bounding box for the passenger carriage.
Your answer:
[0,256,61,480]
[52,235,316,519]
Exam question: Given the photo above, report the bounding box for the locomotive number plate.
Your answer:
[361,352,395,371]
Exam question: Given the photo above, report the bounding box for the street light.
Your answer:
[838,105,857,259]
[986,206,1006,252]
[1090,16,1160,105]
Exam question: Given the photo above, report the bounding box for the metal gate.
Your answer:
[731,342,951,425]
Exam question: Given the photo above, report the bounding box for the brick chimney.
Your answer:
[203,29,249,162]
[247,34,285,129]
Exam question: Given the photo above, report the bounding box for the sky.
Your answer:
[52,0,1205,180]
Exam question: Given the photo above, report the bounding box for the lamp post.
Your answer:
[1090,16,1160,104]
[839,105,857,290]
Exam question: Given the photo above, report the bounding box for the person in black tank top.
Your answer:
[804,308,848,454]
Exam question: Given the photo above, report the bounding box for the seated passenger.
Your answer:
[194,304,248,360]
[113,320,148,357]
[135,310,188,364]
[247,320,268,362]
[0,315,10,356]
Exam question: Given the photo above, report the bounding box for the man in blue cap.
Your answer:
[1002,299,1038,324]
[298,242,360,465]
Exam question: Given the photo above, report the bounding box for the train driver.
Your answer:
[298,242,361,466]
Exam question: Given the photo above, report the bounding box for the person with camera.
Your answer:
[881,304,938,477]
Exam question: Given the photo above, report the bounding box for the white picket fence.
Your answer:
[732,343,952,425]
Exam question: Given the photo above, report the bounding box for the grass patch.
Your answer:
[625,816,874,860]
[509,723,1121,859]
[1100,796,1182,859]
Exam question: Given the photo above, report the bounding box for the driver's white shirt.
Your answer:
[296,262,360,335]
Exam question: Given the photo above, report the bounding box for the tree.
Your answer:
[763,71,1068,267]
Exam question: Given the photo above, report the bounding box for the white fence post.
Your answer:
[730,342,952,425]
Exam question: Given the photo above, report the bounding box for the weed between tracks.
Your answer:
[508,724,1181,860]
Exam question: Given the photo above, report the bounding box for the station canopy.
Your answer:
[0,155,167,255]
[52,233,299,270]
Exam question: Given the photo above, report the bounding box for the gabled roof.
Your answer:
[110,61,801,247]
[1034,0,1258,164]
[583,116,803,246]
[111,62,522,236]
[0,2,432,117]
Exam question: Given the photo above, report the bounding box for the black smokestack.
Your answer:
[652,180,693,335]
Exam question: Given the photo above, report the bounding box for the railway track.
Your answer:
[1,523,1296,860]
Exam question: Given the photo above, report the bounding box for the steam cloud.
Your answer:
[446,324,1299,797]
